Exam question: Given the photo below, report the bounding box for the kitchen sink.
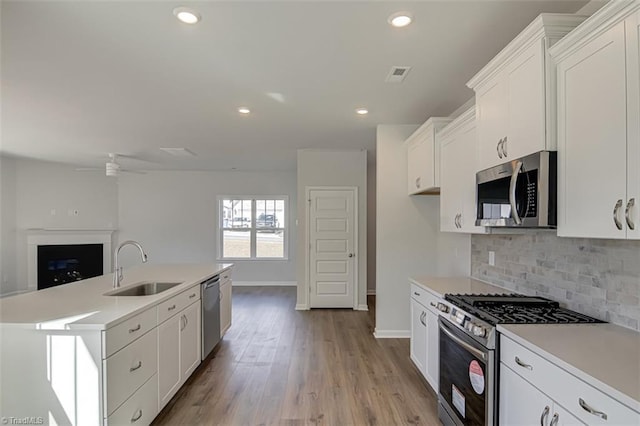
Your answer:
[105,282,183,296]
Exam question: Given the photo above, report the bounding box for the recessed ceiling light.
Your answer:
[173,7,201,24]
[355,108,369,115]
[238,107,251,115]
[388,12,412,28]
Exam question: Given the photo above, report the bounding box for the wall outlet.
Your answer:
[489,251,495,266]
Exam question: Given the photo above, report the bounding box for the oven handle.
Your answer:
[509,160,523,225]
[439,319,487,361]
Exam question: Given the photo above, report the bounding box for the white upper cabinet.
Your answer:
[550,1,640,239]
[467,14,586,171]
[407,117,452,195]
[439,107,486,234]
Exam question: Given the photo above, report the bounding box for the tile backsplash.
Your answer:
[471,232,640,331]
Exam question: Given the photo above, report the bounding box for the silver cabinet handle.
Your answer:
[413,291,421,296]
[430,302,437,308]
[515,356,533,370]
[168,304,176,311]
[131,409,143,422]
[416,177,421,189]
[540,406,549,426]
[625,198,635,230]
[502,136,508,157]
[549,413,559,426]
[189,292,197,299]
[509,160,523,225]
[180,315,186,331]
[579,398,608,420]
[497,138,503,159]
[128,324,141,334]
[458,214,462,228]
[614,199,624,230]
[129,361,142,372]
[420,311,426,326]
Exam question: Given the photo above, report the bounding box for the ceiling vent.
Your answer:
[385,66,411,83]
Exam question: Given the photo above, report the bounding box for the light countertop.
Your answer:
[0,263,232,330]
[499,323,640,413]
[409,276,513,298]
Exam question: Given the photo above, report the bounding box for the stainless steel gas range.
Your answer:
[436,294,603,426]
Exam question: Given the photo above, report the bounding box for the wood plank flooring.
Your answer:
[152,287,440,426]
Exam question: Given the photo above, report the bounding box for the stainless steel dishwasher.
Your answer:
[201,274,221,359]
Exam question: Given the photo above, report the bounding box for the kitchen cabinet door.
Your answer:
[556,21,628,239]
[180,301,201,380]
[476,78,509,171]
[158,315,181,408]
[220,278,232,336]
[506,40,546,161]
[627,8,640,240]
[424,310,439,393]
[407,136,429,195]
[440,108,485,234]
[407,118,452,195]
[500,364,554,426]
[410,298,427,377]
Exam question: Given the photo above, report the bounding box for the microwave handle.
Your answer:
[509,160,523,225]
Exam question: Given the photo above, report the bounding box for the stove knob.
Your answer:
[472,325,487,338]
[465,322,474,332]
[436,302,449,313]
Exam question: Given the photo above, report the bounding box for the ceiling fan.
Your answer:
[75,153,146,177]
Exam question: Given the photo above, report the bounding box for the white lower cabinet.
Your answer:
[106,374,159,426]
[158,298,202,409]
[500,364,582,426]
[409,283,440,393]
[220,272,232,336]
[500,335,640,426]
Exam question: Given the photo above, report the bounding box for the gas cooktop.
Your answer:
[444,293,604,326]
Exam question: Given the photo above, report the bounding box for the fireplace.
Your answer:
[37,244,103,290]
[27,229,114,292]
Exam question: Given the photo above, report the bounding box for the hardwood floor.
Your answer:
[152,287,440,426]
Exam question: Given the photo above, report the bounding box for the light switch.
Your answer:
[489,251,495,266]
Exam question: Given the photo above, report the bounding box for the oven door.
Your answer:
[438,317,494,426]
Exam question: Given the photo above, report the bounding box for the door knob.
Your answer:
[348,253,354,258]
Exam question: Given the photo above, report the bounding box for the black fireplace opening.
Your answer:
[37,244,103,290]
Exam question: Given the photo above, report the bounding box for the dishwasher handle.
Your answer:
[203,275,220,289]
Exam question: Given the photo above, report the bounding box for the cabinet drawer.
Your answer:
[410,283,441,314]
[220,270,231,285]
[104,328,158,416]
[105,374,158,426]
[157,285,200,324]
[501,335,640,425]
[103,307,157,358]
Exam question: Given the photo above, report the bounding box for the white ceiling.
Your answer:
[1,0,587,171]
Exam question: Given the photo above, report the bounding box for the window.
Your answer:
[219,197,287,260]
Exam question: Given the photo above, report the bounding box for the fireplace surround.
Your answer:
[27,229,114,291]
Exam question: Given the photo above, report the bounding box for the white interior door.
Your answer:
[308,188,356,308]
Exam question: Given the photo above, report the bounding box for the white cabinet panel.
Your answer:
[425,310,439,393]
[158,314,181,408]
[410,298,427,377]
[106,375,158,426]
[180,301,201,379]
[557,21,627,239]
[407,118,452,195]
[552,2,640,240]
[220,277,232,336]
[476,78,509,171]
[500,364,554,426]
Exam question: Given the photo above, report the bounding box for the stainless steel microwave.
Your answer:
[476,151,556,228]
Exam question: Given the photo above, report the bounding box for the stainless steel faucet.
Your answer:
[113,240,148,288]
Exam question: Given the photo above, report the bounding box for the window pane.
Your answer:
[224,199,252,228]
[256,199,282,229]
[256,230,284,258]
[223,230,250,258]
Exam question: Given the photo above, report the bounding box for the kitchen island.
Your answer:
[0,263,232,426]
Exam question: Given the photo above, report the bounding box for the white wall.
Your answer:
[0,156,18,295]
[296,149,368,310]
[375,125,470,338]
[10,158,119,293]
[117,170,297,284]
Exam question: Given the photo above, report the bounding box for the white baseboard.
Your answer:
[373,329,410,339]
[356,304,369,311]
[295,304,309,310]
[232,281,297,287]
